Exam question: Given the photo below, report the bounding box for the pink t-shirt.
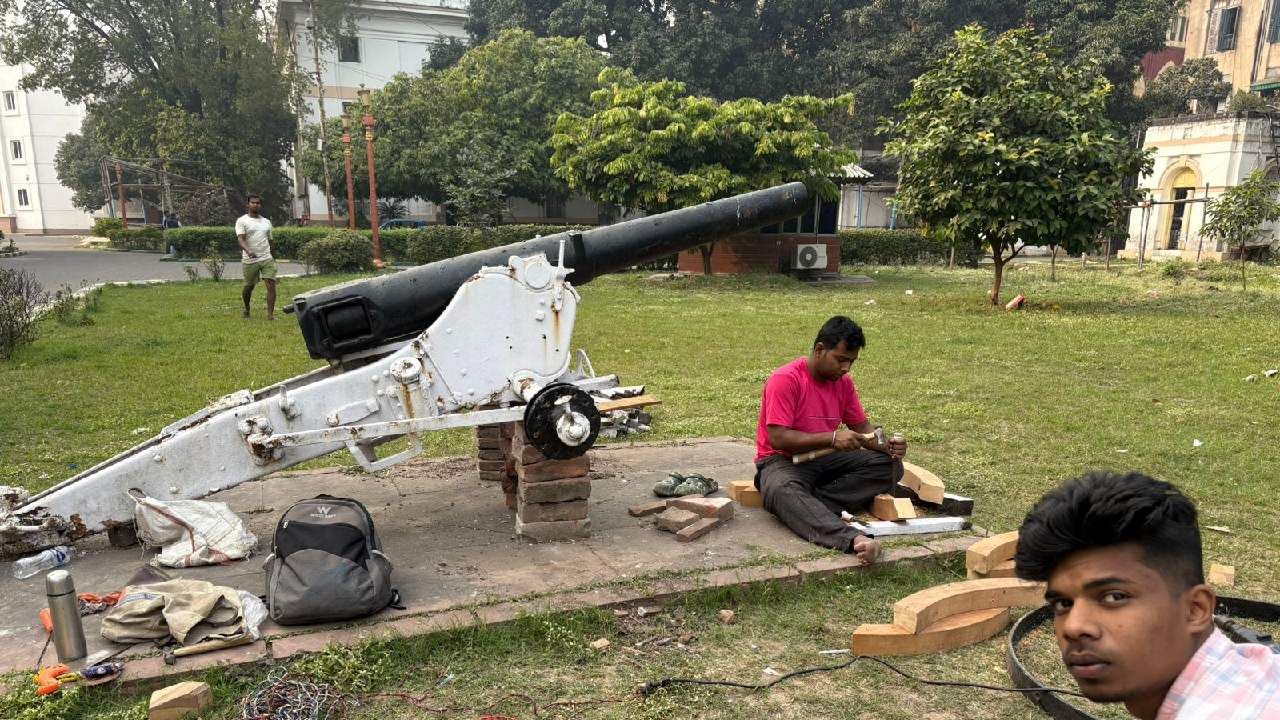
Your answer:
[755,357,868,463]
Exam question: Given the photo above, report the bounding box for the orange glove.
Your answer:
[35,664,69,696]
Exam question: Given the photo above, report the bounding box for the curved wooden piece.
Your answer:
[871,493,917,521]
[900,461,945,504]
[966,530,1019,575]
[892,577,1045,633]
[967,558,1017,579]
[851,607,1011,656]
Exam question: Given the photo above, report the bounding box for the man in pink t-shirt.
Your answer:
[1017,471,1279,719]
[754,316,906,561]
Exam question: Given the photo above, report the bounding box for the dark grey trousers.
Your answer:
[755,450,903,552]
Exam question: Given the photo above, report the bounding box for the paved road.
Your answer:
[0,235,306,290]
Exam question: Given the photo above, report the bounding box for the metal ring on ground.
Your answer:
[1007,596,1280,720]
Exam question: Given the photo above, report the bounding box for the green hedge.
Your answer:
[300,230,375,273]
[158,224,580,264]
[107,227,164,252]
[838,228,979,266]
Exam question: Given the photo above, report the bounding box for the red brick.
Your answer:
[475,425,501,439]
[668,496,735,519]
[120,641,268,690]
[701,565,800,589]
[518,499,589,523]
[477,437,503,450]
[676,517,724,542]
[515,518,591,541]
[504,492,516,510]
[514,444,546,464]
[655,507,699,532]
[499,422,516,438]
[627,499,669,517]
[518,476,591,504]
[477,448,505,461]
[500,475,517,494]
[477,459,506,472]
[478,469,506,482]
[517,455,589,483]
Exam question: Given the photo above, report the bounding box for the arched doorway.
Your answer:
[1163,166,1200,250]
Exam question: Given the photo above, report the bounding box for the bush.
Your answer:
[301,230,375,273]
[164,226,240,258]
[91,217,124,238]
[0,268,46,359]
[203,255,226,281]
[107,227,164,252]
[1159,258,1192,281]
[838,228,978,266]
[404,224,587,265]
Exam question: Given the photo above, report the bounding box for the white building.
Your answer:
[278,0,468,224]
[1122,112,1279,261]
[0,65,95,234]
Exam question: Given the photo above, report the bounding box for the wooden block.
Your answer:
[676,517,724,542]
[1208,564,1235,587]
[628,500,669,517]
[850,607,1010,656]
[966,559,1017,580]
[149,681,212,720]
[892,578,1045,633]
[871,494,917,521]
[966,531,1019,575]
[901,461,946,504]
[655,507,700,533]
[728,480,763,508]
[668,496,735,519]
[596,394,663,412]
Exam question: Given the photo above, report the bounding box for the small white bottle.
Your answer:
[12,545,73,580]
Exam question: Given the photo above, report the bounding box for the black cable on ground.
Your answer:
[638,654,1086,699]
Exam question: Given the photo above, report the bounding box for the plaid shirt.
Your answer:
[1156,628,1280,719]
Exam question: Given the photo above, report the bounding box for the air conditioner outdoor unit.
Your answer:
[794,243,827,270]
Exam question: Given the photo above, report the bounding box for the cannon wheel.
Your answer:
[523,384,601,460]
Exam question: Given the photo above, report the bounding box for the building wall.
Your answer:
[280,0,468,224]
[1183,0,1280,95]
[1124,112,1278,260]
[0,65,94,233]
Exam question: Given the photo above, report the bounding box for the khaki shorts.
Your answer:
[243,258,278,287]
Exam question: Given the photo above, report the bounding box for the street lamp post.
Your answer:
[341,116,357,231]
[358,86,383,268]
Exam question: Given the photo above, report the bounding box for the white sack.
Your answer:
[133,495,257,567]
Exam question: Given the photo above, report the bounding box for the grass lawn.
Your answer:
[2,261,1278,718]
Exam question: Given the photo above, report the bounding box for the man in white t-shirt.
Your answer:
[235,194,276,320]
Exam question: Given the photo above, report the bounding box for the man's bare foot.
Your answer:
[851,535,881,565]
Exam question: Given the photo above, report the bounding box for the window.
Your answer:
[1167,15,1188,44]
[10,140,21,160]
[1270,0,1280,43]
[2,92,14,111]
[341,101,355,114]
[1208,3,1241,53]
[338,36,361,63]
[17,189,28,206]
[544,195,565,219]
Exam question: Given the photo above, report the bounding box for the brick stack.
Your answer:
[475,424,509,482]
[510,423,592,542]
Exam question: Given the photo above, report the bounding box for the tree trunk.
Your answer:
[1050,246,1057,281]
[990,252,1005,306]
[948,245,955,269]
[1240,242,1247,291]
[700,242,715,276]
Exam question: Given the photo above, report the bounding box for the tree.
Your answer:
[1142,58,1232,118]
[885,26,1152,305]
[1200,169,1280,291]
[298,30,606,213]
[550,68,855,273]
[54,115,108,212]
[0,0,351,219]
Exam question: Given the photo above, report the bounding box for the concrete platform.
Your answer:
[0,438,978,685]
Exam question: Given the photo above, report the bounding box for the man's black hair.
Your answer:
[1015,470,1204,590]
[814,315,866,351]
[246,193,262,203]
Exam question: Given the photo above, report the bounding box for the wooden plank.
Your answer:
[966,531,1019,575]
[1208,564,1235,587]
[728,480,763,508]
[849,517,970,537]
[892,578,1045,633]
[892,485,975,516]
[966,558,1017,580]
[850,607,1011,656]
[871,494,917,521]
[595,394,663,412]
[901,461,946,504]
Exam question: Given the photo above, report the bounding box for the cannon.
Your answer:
[0,182,811,555]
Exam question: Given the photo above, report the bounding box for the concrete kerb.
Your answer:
[115,539,972,687]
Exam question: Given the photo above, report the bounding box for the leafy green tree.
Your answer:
[300,30,606,214]
[551,68,855,272]
[0,0,350,218]
[885,26,1151,304]
[54,115,108,212]
[1200,169,1280,291]
[1143,58,1232,118]
[1226,89,1272,113]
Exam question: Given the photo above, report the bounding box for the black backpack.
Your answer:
[264,495,396,625]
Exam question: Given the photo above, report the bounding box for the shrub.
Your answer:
[0,267,45,359]
[1159,258,1192,281]
[50,284,97,326]
[107,227,164,252]
[164,226,240,258]
[91,217,124,238]
[838,228,978,266]
[203,254,226,281]
[404,224,587,265]
[184,265,200,282]
[302,230,375,273]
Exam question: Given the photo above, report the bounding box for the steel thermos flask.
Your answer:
[46,569,87,662]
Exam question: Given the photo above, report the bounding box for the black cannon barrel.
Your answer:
[290,182,811,360]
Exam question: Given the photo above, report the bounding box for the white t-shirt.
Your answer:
[235,214,274,263]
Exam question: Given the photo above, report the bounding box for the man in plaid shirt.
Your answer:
[1016,471,1278,719]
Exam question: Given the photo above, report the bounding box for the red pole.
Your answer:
[115,163,128,228]
[362,109,383,268]
[341,118,356,231]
